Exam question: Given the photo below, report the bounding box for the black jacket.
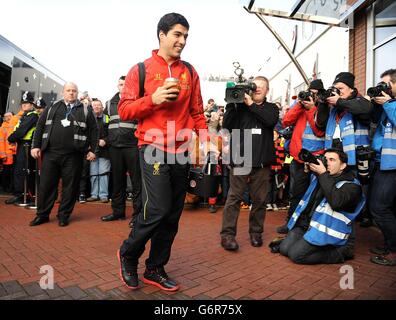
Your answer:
[297,168,362,229]
[105,93,138,148]
[223,100,279,168]
[32,100,98,154]
[96,114,110,158]
[316,90,373,130]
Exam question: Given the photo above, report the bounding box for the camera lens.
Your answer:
[367,81,392,98]
[298,90,311,101]
[367,87,379,98]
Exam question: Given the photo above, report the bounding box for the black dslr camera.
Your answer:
[298,90,314,102]
[317,86,341,102]
[367,81,392,98]
[278,126,294,140]
[356,145,376,184]
[225,62,257,104]
[298,148,327,167]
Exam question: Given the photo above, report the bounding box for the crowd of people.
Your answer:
[0,12,395,293]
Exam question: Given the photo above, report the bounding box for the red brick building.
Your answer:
[349,0,396,94]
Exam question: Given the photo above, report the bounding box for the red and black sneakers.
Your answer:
[117,252,179,292]
[142,267,180,292]
[117,250,139,290]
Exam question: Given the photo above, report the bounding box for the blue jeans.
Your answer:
[369,166,396,252]
[90,157,111,199]
[242,186,251,205]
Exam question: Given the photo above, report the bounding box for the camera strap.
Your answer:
[138,63,145,98]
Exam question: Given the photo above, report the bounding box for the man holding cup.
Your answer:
[116,13,207,291]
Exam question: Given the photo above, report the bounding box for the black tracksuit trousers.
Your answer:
[120,146,189,269]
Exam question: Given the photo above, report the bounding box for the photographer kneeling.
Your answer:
[279,148,365,264]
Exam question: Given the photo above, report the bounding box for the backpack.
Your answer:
[137,61,193,98]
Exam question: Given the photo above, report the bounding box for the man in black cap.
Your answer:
[316,72,372,159]
[5,91,39,205]
[276,79,326,234]
[315,72,373,230]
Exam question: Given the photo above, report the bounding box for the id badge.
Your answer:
[61,119,71,127]
[252,128,261,135]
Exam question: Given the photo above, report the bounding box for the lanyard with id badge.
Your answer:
[61,105,72,127]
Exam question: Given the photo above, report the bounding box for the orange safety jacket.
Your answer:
[0,117,18,165]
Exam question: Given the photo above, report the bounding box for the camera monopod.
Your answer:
[16,143,30,207]
[26,157,39,210]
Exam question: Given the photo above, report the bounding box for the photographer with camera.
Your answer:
[220,76,279,251]
[316,72,372,167]
[276,79,326,234]
[278,148,365,264]
[368,69,396,267]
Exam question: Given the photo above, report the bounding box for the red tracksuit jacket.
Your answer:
[118,50,207,154]
[282,102,324,163]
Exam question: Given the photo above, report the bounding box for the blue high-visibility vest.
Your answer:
[372,100,396,170]
[302,121,325,152]
[325,108,369,165]
[287,175,365,246]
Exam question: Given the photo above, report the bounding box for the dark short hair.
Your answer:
[92,98,103,105]
[325,148,348,164]
[157,13,189,40]
[380,69,396,83]
[119,76,126,81]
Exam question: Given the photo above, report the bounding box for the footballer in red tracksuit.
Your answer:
[117,14,207,292]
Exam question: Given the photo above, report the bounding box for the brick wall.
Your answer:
[349,8,367,94]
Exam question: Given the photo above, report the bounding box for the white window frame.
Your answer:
[366,1,396,87]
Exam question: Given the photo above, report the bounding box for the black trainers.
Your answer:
[79,194,87,204]
[117,250,138,289]
[208,204,217,213]
[5,195,23,205]
[143,267,179,291]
